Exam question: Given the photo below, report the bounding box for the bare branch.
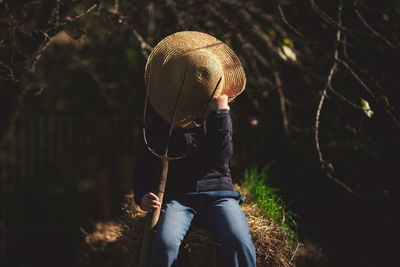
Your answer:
[238,36,273,70]
[309,0,368,36]
[252,24,291,137]
[333,10,400,129]
[26,4,98,72]
[201,2,276,111]
[238,1,288,38]
[354,0,389,14]
[353,2,397,50]
[28,35,54,72]
[315,66,337,168]
[45,4,98,33]
[277,5,304,37]
[314,0,361,196]
[310,0,346,30]
[235,33,272,88]
[327,172,361,196]
[336,57,375,97]
[132,30,153,59]
[326,86,363,110]
[0,59,18,84]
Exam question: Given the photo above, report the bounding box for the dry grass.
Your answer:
[79,191,298,267]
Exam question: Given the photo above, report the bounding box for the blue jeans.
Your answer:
[148,191,256,267]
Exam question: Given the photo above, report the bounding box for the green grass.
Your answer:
[242,166,298,240]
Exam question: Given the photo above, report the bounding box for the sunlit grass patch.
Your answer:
[242,166,298,241]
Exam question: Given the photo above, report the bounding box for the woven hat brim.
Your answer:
[145,31,246,128]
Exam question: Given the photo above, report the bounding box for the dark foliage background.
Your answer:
[1,0,399,266]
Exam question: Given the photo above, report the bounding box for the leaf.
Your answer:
[278,45,297,62]
[283,38,294,48]
[360,98,374,118]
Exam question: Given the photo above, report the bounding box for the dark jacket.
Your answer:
[132,109,234,205]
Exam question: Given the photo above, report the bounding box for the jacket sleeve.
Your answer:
[205,109,234,170]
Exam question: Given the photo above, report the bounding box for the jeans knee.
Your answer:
[149,236,182,267]
[155,237,181,256]
[216,234,256,266]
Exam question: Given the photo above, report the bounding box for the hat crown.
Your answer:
[175,50,224,94]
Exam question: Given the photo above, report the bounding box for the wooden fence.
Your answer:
[0,114,140,265]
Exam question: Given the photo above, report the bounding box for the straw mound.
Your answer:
[79,192,298,267]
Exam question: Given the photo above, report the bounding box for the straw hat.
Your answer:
[145,31,246,128]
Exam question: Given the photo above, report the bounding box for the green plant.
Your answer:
[243,165,298,240]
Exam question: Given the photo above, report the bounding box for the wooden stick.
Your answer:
[138,69,188,267]
[138,157,169,267]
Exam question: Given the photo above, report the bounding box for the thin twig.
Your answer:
[28,35,54,71]
[315,85,330,166]
[203,3,273,111]
[309,0,368,36]
[27,4,97,71]
[310,0,346,31]
[326,85,363,110]
[289,242,301,263]
[336,57,375,97]
[353,2,397,50]
[45,4,97,33]
[132,30,153,59]
[354,0,387,13]
[278,5,304,37]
